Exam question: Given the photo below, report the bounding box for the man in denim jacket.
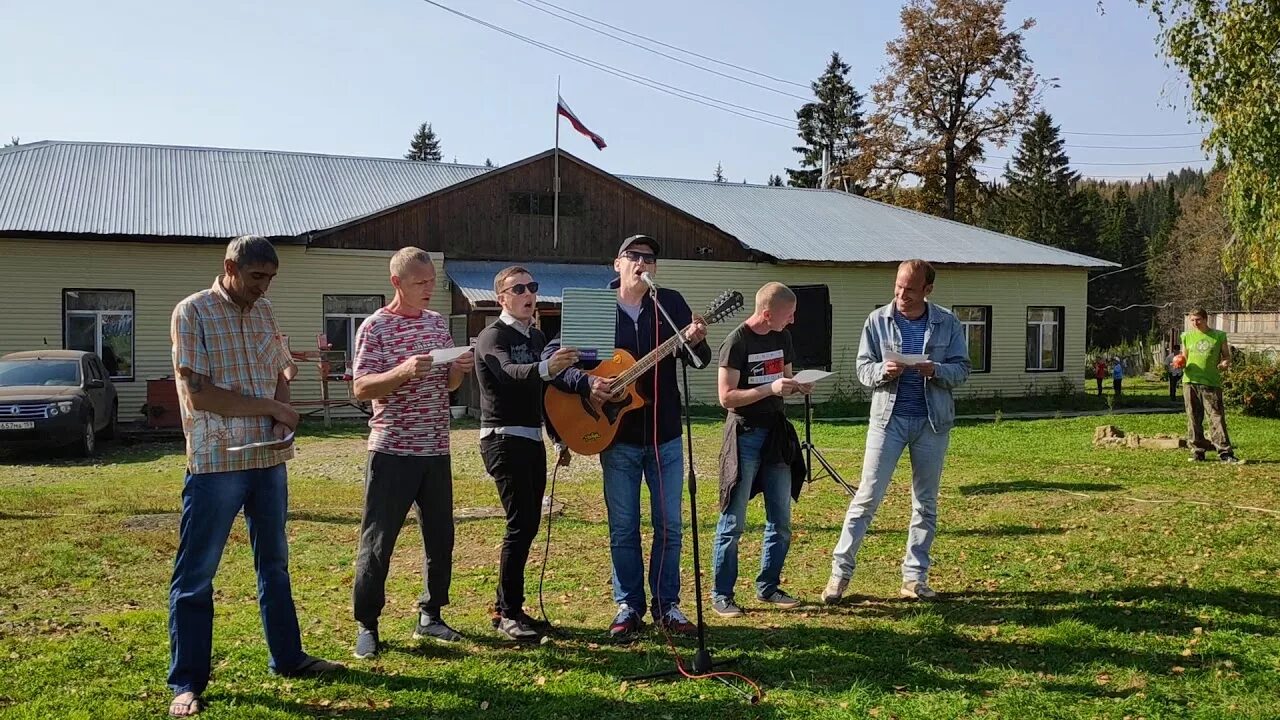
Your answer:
[822,259,970,603]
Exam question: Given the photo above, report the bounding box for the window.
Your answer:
[790,284,833,370]
[1026,306,1064,372]
[324,294,384,378]
[508,191,582,216]
[953,305,992,373]
[63,289,134,380]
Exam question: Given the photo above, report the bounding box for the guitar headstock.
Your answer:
[702,290,745,326]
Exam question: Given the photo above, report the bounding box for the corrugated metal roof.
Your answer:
[0,141,1112,268]
[446,260,616,305]
[0,141,490,238]
[619,175,1113,268]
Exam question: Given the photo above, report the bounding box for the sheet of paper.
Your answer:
[791,369,833,384]
[884,350,930,365]
[228,431,295,453]
[560,287,617,361]
[428,345,472,364]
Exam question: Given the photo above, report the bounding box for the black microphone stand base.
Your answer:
[623,648,735,682]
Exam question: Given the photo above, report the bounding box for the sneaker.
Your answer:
[413,613,463,643]
[899,580,938,601]
[353,624,380,660]
[1220,454,1243,465]
[608,603,643,641]
[656,605,697,636]
[711,597,744,618]
[496,615,542,642]
[757,589,802,609]
[1189,452,1207,462]
[821,576,849,604]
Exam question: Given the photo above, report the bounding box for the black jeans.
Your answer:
[480,434,548,617]
[353,452,454,627]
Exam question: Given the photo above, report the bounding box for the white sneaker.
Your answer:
[821,575,849,604]
[899,580,937,600]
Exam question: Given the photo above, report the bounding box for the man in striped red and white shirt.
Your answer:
[350,246,475,660]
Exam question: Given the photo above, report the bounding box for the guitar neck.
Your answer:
[611,331,688,390]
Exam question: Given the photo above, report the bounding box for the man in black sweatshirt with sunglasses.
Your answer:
[473,265,583,640]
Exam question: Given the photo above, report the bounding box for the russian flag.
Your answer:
[557,95,607,150]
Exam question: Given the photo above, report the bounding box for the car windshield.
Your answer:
[0,360,82,387]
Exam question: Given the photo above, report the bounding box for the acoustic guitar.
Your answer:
[544,289,745,455]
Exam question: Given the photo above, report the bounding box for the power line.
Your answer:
[511,0,812,102]
[1064,142,1204,150]
[1061,130,1207,137]
[1088,258,1153,283]
[986,154,1211,167]
[521,0,811,89]
[974,164,1194,180]
[416,0,798,130]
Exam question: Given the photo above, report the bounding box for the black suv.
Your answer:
[0,350,119,457]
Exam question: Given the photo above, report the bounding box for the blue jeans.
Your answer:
[831,414,950,583]
[600,438,683,618]
[712,426,793,602]
[168,464,305,695]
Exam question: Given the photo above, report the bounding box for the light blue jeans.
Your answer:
[831,414,950,583]
[712,426,793,602]
[599,438,684,618]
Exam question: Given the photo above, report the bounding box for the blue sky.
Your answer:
[1,0,1211,183]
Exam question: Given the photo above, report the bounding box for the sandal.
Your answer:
[168,691,203,717]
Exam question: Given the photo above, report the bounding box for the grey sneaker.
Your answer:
[757,589,802,609]
[821,576,849,604]
[496,615,542,642]
[1220,454,1243,465]
[353,624,379,659]
[711,597,744,618]
[413,613,463,643]
[900,580,937,600]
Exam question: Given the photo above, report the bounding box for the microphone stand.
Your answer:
[624,286,730,681]
[800,394,857,497]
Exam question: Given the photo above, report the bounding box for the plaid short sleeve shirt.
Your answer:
[172,277,295,474]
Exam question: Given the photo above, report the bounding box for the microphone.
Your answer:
[640,271,660,291]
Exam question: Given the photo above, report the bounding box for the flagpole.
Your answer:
[553,75,561,250]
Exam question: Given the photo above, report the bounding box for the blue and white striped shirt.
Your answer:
[892,309,929,417]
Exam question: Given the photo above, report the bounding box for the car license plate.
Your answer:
[0,421,35,430]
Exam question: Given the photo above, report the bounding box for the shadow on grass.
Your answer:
[209,582,1276,719]
[817,585,1280,639]
[957,480,1125,496]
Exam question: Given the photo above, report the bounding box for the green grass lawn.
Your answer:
[1,411,1278,719]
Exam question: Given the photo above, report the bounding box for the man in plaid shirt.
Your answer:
[167,236,342,718]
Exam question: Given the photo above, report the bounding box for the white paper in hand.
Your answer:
[429,346,472,364]
[791,369,832,384]
[884,350,930,365]
[228,431,295,453]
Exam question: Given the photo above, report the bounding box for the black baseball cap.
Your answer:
[618,234,661,257]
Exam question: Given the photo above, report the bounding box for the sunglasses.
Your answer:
[500,281,540,296]
[621,250,657,264]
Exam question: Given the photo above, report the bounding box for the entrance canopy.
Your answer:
[446,260,617,307]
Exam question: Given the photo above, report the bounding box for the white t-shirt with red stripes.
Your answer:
[353,307,454,456]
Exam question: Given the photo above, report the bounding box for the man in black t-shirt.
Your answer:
[710,282,812,618]
[474,266,580,641]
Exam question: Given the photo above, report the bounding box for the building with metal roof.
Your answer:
[0,139,1108,422]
